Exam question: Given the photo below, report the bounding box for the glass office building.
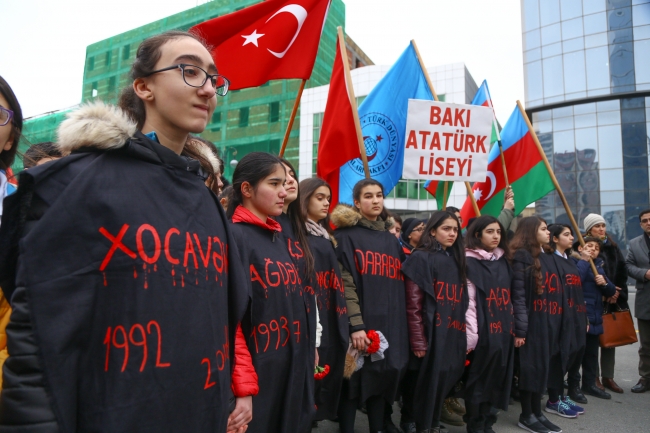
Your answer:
[522,0,650,248]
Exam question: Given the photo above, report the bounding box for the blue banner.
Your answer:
[337,42,434,204]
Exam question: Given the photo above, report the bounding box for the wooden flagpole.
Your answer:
[485,92,510,188]
[516,100,599,276]
[442,181,449,209]
[411,40,480,216]
[338,26,369,178]
[279,79,306,157]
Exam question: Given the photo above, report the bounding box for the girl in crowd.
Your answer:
[547,224,587,410]
[0,75,22,222]
[510,216,561,433]
[463,216,515,433]
[583,213,628,394]
[0,31,255,431]
[331,179,408,433]
[299,177,348,422]
[399,218,426,256]
[227,152,315,433]
[573,237,617,401]
[401,210,468,433]
[0,75,22,389]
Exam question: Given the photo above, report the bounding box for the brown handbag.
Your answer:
[599,305,638,348]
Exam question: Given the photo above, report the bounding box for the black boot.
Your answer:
[582,384,611,400]
[568,386,588,404]
[484,409,497,433]
[466,415,485,433]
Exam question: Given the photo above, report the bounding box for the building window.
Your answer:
[105,51,111,68]
[92,81,98,98]
[122,44,130,61]
[108,76,116,93]
[239,107,249,127]
[210,111,222,132]
[269,102,280,123]
[88,56,95,71]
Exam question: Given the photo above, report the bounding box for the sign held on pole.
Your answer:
[402,100,493,182]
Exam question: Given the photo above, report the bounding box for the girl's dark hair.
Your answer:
[510,216,548,294]
[117,30,209,129]
[0,75,23,170]
[226,152,283,219]
[23,142,62,169]
[352,178,384,205]
[187,135,223,195]
[280,158,314,277]
[465,215,511,259]
[299,177,332,231]
[416,210,467,286]
[548,223,573,253]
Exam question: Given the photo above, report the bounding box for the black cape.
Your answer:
[307,234,348,420]
[0,133,249,431]
[553,254,587,372]
[540,252,568,390]
[464,254,514,411]
[230,221,315,433]
[334,224,408,403]
[401,250,468,427]
[514,250,561,393]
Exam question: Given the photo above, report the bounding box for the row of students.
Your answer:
[0,28,615,433]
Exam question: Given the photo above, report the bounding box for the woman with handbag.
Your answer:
[583,213,628,394]
[573,237,618,400]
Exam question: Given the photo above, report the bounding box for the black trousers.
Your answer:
[337,380,385,433]
[582,333,601,387]
[567,346,585,389]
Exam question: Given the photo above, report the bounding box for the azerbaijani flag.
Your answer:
[423,180,452,210]
[472,80,501,148]
[459,105,555,226]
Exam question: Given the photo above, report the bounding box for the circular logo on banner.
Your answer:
[345,112,400,176]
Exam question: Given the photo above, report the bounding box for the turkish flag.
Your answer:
[191,0,331,90]
[317,35,360,210]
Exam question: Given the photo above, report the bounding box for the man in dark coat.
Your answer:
[625,209,650,393]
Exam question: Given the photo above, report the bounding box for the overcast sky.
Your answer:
[0,0,523,122]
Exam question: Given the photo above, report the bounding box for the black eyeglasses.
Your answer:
[144,64,230,96]
[0,107,14,127]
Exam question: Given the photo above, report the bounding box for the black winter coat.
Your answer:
[599,238,629,310]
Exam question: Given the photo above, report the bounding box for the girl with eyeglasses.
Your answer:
[401,211,468,433]
[0,76,22,224]
[0,31,255,432]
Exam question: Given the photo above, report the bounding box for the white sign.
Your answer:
[402,100,493,182]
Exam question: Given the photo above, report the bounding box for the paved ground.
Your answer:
[313,290,650,433]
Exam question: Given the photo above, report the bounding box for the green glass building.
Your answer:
[18,0,372,179]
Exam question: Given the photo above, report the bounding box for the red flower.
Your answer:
[366,330,380,354]
[314,364,330,380]
[465,359,470,367]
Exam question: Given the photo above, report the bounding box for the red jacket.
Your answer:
[232,324,259,397]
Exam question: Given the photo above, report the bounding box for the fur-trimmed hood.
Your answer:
[330,204,390,231]
[56,101,137,156]
[331,204,361,229]
[55,101,221,174]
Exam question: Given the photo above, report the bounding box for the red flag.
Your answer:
[191,0,331,90]
[317,30,361,210]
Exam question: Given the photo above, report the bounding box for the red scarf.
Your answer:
[232,205,282,233]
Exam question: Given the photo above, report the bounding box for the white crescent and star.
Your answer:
[240,4,308,58]
[473,171,497,202]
